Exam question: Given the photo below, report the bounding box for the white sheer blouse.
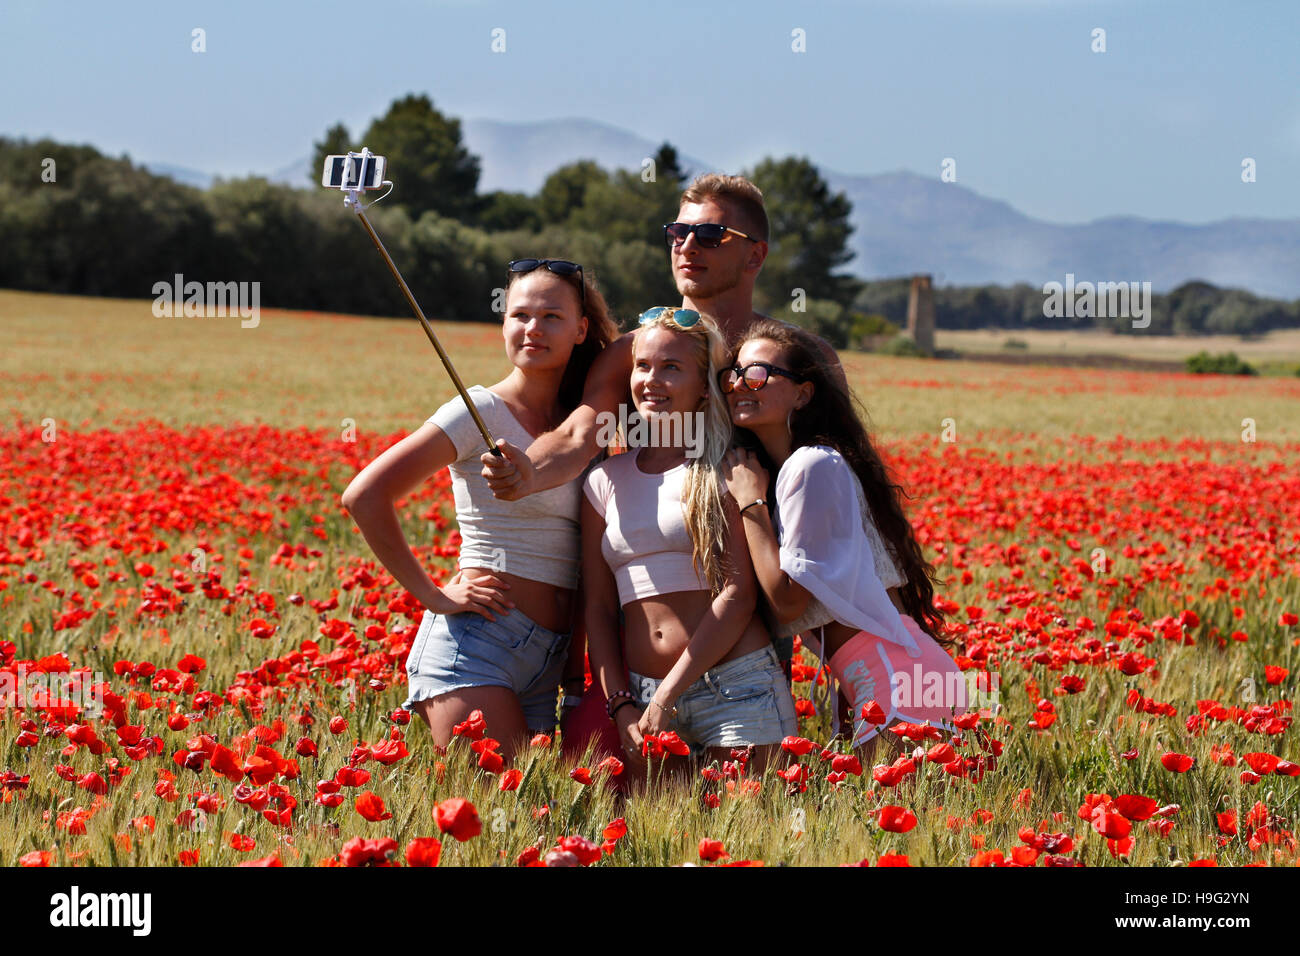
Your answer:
[771,445,919,655]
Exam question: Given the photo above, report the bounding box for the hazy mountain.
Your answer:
[141,161,213,190]
[825,170,1300,299]
[145,117,1300,298]
[460,117,712,194]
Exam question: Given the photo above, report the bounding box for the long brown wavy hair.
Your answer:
[732,320,951,646]
[504,261,618,415]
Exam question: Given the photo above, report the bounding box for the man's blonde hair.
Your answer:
[679,173,769,243]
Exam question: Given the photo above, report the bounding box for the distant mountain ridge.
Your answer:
[145,117,1300,299]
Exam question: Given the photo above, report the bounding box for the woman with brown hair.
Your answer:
[342,259,617,763]
[720,319,967,759]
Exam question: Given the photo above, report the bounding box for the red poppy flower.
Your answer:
[1114,795,1158,821]
[354,791,393,822]
[781,736,815,756]
[498,769,523,791]
[860,700,886,725]
[596,755,624,776]
[435,797,481,842]
[698,838,729,862]
[1090,806,1131,840]
[603,818,628,841]
[338,837,397,867]
[405,837,441,867]
[830,754,863,776]
[1242,752,1279,774]
[1159,752,1194,773]
[569,767,592,786]
[369,739,408,765]
[558,835,603,866]
[477,749,504,774]
[335,766,371,788]
[877,806,918,833]
[228,833,256,852]
[656,731,690,756]
[451,710,486,741]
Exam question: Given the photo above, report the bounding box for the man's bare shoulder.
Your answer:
[579,330,636,409]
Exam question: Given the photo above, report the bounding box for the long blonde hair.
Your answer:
[631,310,734,595]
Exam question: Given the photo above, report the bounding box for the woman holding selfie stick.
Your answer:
[342,259,616,763]
[581,307,795,778]
[720,320,966,761]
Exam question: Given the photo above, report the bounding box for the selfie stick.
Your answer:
[327,147,502,457]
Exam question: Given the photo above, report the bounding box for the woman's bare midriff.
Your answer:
[460,567,575,634]
[622,590,771,679]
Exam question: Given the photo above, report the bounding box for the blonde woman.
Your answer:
[581,307,796,774]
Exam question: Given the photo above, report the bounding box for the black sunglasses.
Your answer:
[508,259,585,308]
[718,361,807,393]
[663,222,760,249]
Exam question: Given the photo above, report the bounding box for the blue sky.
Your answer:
[3,0,1297,224]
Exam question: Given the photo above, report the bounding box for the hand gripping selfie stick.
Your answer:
[322,147,502,457]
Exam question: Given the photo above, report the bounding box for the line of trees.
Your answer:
[853,279,1300,337]
[3,93,1297,342]
[0,94,859,334]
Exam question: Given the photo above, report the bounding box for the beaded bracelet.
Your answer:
[605,689,634,718]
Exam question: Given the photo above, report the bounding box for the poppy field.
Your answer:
[2,291,1299,867]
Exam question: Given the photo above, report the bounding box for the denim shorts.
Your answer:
[402,607,571,733]
[627,645,797,750]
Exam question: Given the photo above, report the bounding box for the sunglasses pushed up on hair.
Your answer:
[507,258,585,308]
[638,306,701,329]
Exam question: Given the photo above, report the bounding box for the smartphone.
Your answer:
[321,153,387,190]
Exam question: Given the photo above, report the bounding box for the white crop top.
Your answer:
[582,448,709,607]
[428,385,583,589]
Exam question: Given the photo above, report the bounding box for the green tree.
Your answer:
[746,156,854,311]
[360,94,481,221]
[474,190,541,232]
[536,160,607,226]
[651,141,688,189]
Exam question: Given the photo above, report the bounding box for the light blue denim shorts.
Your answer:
[628,645,797,750]
[402,607,571,732]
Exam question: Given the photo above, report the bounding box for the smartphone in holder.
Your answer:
[322,153,387,190]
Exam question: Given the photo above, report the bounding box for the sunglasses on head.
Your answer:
[638,306,701,329]
[508,258,585,308]
[718,361,807,393]
[663,221,759,249]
